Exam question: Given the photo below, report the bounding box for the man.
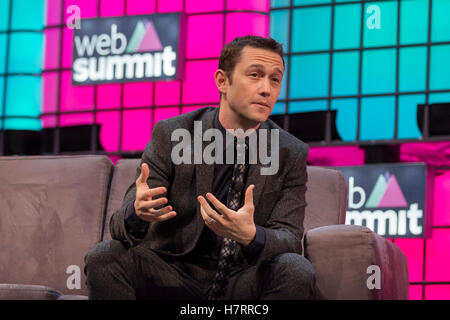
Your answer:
[84,35,316,300]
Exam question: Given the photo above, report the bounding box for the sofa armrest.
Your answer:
[304,225,409,300]
[57,295,88,300]
[0,284,62,300]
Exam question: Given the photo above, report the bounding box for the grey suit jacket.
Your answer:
[110,107,309,266]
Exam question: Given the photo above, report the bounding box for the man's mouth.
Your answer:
[253,102,270,108]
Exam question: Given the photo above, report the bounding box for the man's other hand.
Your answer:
[134,163,177,222]
[197,185,256,246]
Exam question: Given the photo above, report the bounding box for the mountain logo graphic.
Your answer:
[126,20,162,53]
[365,172,408,208]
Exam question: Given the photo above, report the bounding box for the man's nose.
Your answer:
[258,77,271,97]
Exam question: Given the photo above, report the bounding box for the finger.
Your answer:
[139,197,168,210]
[136,163,150,187]
[139,209,176,222]
[148,205,173,217]
[153,211,176,222]
[144,186,167,199]
[206,193,232,217]
[199,204,218,231]
[138,187,167,202]
[197,196,222,223]
[243,184,255,208]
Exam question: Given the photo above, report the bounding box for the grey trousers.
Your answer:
[84,240,316,300]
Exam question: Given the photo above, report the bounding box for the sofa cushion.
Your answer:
[0,284,62,300]
[0,155,113,297]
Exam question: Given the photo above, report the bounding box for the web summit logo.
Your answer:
[72,14,180,85]
[345,172,423,237]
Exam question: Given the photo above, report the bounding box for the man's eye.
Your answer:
[272,78,280,83]
[250,73,258,77]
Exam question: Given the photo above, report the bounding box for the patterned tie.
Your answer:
[207,142,248,300]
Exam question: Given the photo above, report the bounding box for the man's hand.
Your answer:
[134,163,176,222]
[197,185,256,246]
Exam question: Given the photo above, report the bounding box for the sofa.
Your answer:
[0,155,409,299]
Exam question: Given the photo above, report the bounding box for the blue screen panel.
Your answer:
[332,51,359,96]
[362,48,396,94]
[360,96,395,140]
[288,99,327,113]
[8,32,44,74]
[400,0,428,45]
[398,94,424,139]
[5,76,42,130]
[430,45,450,91]
[333,3,361,50]
[11,0,45,31]
[270,10,290,52]
[292,7,331,53]
[290,53,329,99]
[399,46,427,92]
[363,1,397,48]
[331,98,358,141]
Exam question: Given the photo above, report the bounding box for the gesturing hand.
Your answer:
[197,185,256,246]
[134,163,176,223]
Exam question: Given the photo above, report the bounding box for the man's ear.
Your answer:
[214,69,228,95]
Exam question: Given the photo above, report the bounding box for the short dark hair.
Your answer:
[218,35,285,85]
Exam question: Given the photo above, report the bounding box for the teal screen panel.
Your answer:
[0,76,3,119]
[290,53,329,99]
[362,48,396,94]
[5,76,42,130]
[360,96,395,140]
[293,0,331,5]
[0,34,6,74]
[4,118,41,130]
[271,0,290,8]
[363,1,397,48]
[292,7,331,53]
[331,98,358,141]
[8,32,44,74]
[399,46,427,92]
[270,10,290,52]
[332,51,359,96]
[432,0,450,42]
[429,92,450,104]
[333,3,361,50]
[11,0,45,31]
[272,102,285,115]
[278,58,288,100]
[430,45,450,91]
[400,0,428,45]
[288,100,327,113]
[0,0,9,31]
[398,94,424,139]
[336,0,359,2]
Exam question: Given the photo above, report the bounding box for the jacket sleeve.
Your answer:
[239,145,309,265]
[109,120,173,248]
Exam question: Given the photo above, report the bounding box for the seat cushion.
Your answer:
[0,155,113,296]
[0,284,61,300]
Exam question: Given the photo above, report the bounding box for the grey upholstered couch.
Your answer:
[0,155,409,300]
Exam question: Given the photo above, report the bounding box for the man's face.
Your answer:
[222,46,284,124]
